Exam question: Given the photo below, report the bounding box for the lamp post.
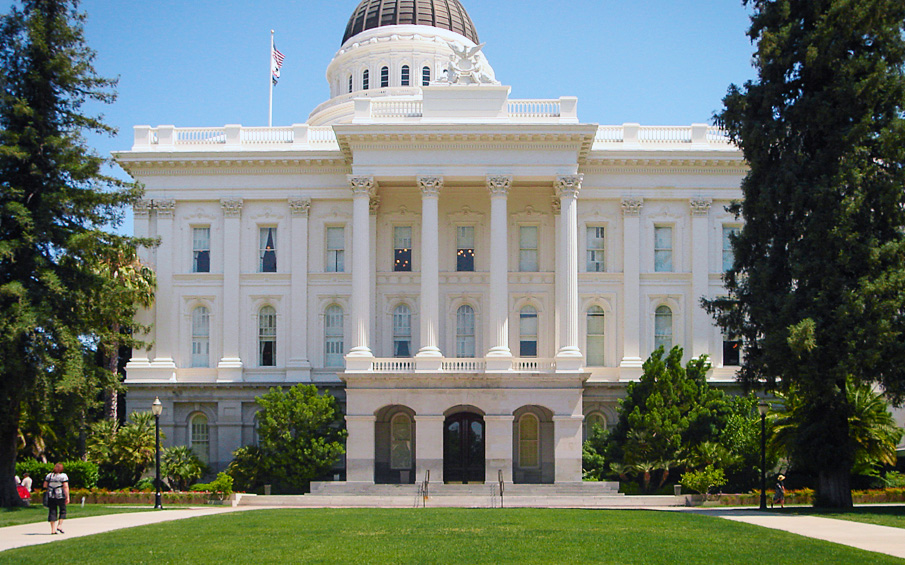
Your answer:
[151,397,163,510]
[758,400,769,511]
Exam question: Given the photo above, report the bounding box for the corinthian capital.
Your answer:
[689,198,713,217]
[417,176,443,197]
[133,199,152,218]
[288,197,311,217]
[621,197,644,216]
[486,175,512,197]
[348,175,377,196]
[220,198,243,218]
[555,174,583,199]
[153,199,176,218]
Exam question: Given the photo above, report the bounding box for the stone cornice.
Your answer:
[113,153,349,177]
[581,156,748,175]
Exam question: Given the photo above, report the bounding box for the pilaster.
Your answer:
[553,415,584,484]
[554,175,583,371]
[484,414,515,483]
[345,415,376,483]
[151,199,177,373]
[218,198,243,381]
[620,197,644,371]
[416,176,443,368]
[346,175,376,369]
[128,199,153,368]
[287,197,311,381]
[414,414,445,483]
[690,198,712,359]
[485,175,513,370]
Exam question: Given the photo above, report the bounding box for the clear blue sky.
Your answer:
[2,0,757,234]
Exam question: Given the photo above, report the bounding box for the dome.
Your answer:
[342,0,479,45]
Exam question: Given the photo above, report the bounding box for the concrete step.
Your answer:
[235,492,683,508]
[309,481,621,497]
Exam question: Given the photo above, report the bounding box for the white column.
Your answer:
[416,176,443,367]
[370,195,379,355]
[553,415,584,484]
[151,199,176,371]
[345,415,376,483]
[551,196,562,354]
[127,199,153,368]
[485,175,513,369]
[218,198,243,381]
[555,175,583,371]
[346,175,375,368]
[414,414,445,483]
[620,197,644,370]
[484,414,515,483]
[287,197,311,381]
[690,199,712,359]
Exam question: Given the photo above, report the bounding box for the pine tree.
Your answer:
[709,0,905,507]
[0,0,154,507]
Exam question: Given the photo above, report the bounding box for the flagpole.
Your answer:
[268,30,274,127]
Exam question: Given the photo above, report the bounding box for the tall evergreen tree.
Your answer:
[709,0,905,507]
[0,0,153,507]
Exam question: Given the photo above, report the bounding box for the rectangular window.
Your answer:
[519,309,538,357]
[259,227,277,273]
[192,227,210,273]
[518,226,539,272]
[723,335,741,366]
[456,226,475,272]
[654,226,673,272]
[393,226,412,272]
[586,226,605,272]
[326,227,345,272]
[722,226,739,272]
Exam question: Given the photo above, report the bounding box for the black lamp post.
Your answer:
[151,397,163,510]
[758,400,769,511]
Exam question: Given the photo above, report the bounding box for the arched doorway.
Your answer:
[444,412,485,483]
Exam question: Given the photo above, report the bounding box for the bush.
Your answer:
[680,465,727,500]
[191,472,234,501]
[15,460,99,489]
[162,445,206,491]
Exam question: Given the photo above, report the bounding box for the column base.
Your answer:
[414,352,443,372]
[344,351,374,372]
[619,356,644,368]
[555,348,584,372]
[485,349,513,372]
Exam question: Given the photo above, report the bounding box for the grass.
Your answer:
[782,505,905,530]
[0,504,156,528]
[1,508,902,564]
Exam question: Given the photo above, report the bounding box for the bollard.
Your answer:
[673,484,681,496]
[81,497,85,507]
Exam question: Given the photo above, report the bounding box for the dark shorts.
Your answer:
[47,498,67,522]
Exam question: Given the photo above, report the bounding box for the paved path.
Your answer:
[684,508,905,560]
[0,506,246,552]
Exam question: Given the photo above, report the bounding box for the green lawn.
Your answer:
[783,505,905,530]
[0,504,155,528]
[1,508,902,564]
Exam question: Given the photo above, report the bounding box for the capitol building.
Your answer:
[116,0,751,484]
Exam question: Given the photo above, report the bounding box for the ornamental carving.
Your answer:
[689,198,713,217]
[555,175,583,199]
[550,195,561,215]
[437,42,499,86]
[348,175,377,196]
[417,176,444,197]
[133,199,152,217]
[220,198,243,218]
[621,197,644,216]
[153,199,176,218]
[288,197,311,217]
[486,175,512,197]
[369,196,381,215]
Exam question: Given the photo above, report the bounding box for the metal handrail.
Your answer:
[498,469,504,508]
[421,470,430,508]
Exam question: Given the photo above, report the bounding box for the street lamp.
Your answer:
[151,397,163,510]
[757,400,769,511]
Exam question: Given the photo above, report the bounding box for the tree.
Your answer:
[86,411,160,488]
[0,0,153,507]
[162,446,206,492]
[227,385,346,494]
[708,0,905,507]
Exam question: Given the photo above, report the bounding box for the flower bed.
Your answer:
[30,488,216,505]
[709,488,905,506]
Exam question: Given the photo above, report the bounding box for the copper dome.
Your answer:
[342,0,479,45]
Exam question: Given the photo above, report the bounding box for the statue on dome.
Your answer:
[438,42,499,85]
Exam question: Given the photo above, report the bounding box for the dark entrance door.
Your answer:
[444,413,485,483]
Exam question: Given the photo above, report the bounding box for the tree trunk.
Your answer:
[104,328,121,422]
[0,398,26,508]
[816,468,853,508]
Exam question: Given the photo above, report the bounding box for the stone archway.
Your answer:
[443,407,485,484]
[374,405,416,484]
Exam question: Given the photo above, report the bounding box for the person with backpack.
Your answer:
[43,463,70,534]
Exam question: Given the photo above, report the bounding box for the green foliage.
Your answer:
[161,445,206,492]
[86,411,161,488]
[14,459,98,489]
[581,425,608,481]
[680,465,727,499]
[879,471,905,489]
[226,385,346,494]
[708,0,905,508]
[191,472,233,501]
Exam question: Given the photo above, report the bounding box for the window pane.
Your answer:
[193,228,210,273]
[260,227,277,273]
[519,226,538,272]
[422,66,430,86]
[654,226,673,272]
[519,415,539,468]
[394,226,412,272]
[327,227,344,272]
[586,306,605,366]
[393,305,412,357]
[325,305,344,367]
[192,307,210,368]
[586,226,605,272]
[519,306,538,356]
[191,415,209,464]
[456,305,475,358]
[456,226,475,272]
[723,337,741,366]
[722,227,739,272]
[363,69,369,90]
[259,306,276,366]
[390,415,412,469]
[654,305,673,351]
[401,65,410,86]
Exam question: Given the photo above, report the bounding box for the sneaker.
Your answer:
[57,529,64,534]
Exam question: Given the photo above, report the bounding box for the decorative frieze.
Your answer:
[133,199,152,217]
[417,176,443,197]
[153,199,176,218]
[288,197,311,217]
[348,174,377,196]
[369,195,381,216]
[220,198,243,218]
[689,198,713,217]
[621,197,644,217]
[554,174,583,199]
[486,175,512,197]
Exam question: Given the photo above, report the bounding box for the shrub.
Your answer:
[15,460,99,489]
[191,472,233,501]
[162,445,206,491]
[680,465,727,500]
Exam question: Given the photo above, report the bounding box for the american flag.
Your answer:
[272,44,285,85]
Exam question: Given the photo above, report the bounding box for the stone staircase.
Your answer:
[234,481,685,508]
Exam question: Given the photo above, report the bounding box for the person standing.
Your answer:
[772,474,786,509]
[21,472,32,493]
[43,463,70,534]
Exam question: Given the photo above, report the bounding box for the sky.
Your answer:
[1,0,758,234]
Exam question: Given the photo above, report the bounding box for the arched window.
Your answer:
[422,66,431,86]
[380,66,389,88]
[258,306,277,366]
[362,69,369,90]
[191,306,210,368]
[456,305,475,358]
[348,74,353,93]
[401,65,410,86]
[390,413,412,470]
[325,305,344,367]
[393,304,412,357]
[586,306,605,366]
[519,306,538,357]
[519,414,539,468]
[190,413,210,464]
[654,305,673,352]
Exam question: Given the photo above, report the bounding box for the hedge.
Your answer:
[30,489,215,505]
[16,460,99,490]
[709,488,905,506]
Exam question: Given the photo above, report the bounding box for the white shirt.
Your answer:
[21,476,32,492]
